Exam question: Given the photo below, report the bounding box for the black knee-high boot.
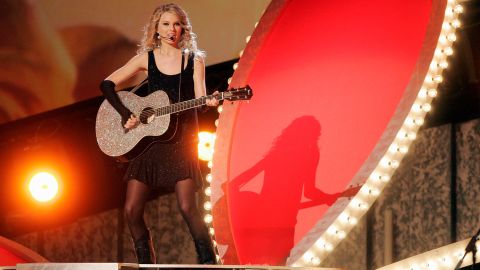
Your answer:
[134,229,156,264]
[193,236,216,264]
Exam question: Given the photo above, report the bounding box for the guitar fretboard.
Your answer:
[154,93,223,116]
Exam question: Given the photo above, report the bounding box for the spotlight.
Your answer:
[28,172,59,202]
[198,131,216,161]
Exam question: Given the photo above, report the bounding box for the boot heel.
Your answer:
[134,229,157,264]
[193,237,216,264]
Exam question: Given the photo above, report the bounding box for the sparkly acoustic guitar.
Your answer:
[95,86,252,161]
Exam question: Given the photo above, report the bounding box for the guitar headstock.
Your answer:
[222,85,253,101]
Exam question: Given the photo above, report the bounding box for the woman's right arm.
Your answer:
[105,53,148,86]
[100,53,148,127]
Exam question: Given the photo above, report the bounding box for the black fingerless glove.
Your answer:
[99,80,132,125]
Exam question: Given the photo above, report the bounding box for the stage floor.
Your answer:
[14,263,341,270]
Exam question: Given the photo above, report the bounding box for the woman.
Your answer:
[99,3,218,264]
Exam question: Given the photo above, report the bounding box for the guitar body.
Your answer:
[95,85,253,161]
[95,91,174,160]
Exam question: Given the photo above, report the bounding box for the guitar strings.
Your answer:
[136,94,214,119]
[133,88,249,120]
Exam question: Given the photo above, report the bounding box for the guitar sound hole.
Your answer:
[139,107,155,124]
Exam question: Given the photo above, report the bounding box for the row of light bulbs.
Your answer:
[292,1,464,267]
[199,20,255,263]
[378,240,480,270]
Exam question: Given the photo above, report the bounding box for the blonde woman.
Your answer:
[100,3,218,264]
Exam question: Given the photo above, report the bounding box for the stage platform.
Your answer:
[12,263,341,270]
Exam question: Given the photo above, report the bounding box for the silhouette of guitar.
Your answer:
[299,184,362,209]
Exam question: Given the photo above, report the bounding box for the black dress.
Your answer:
[123,50,203,193]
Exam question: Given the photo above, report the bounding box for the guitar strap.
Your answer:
[178,49,185,105]
[128,50,185,142]
[129,78,148,94]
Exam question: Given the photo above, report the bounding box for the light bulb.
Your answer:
[352,198,368,209]
[454,4,464,13]
[447,33,457,42]
[412,103,422,112]
[302,251,314,261]
[327,226,338,235]
[381,158,399,168]
[428,89,438,97]
[380,174,391,182]
[433,75,443,83]
[311,257,321,265]
[389,143,399,153]
[445,7,455,17]
[349,216,358,225]
[439,35,449,45]
[414,118,425,126]
[452,19,461,28]
[204,214,213,223]
[442,22,452,31]
[422,103,432,112]
[444,47,454,56]
[314,239,326,249]
[370,172,390,182]
[204,201,212,210]
[418,88,428,99]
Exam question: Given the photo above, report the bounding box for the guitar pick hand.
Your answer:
[124,114,139,130]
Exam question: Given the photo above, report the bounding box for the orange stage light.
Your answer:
[28,172,59,203]
[197,131,216,161]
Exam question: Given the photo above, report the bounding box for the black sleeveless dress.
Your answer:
[123,50,202,193]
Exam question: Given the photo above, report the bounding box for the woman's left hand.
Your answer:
[206,91,220,107]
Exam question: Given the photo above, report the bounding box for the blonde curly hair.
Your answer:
[137,3,204,58]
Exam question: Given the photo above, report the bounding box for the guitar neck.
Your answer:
[155,93,224,116]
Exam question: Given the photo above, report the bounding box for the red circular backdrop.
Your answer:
[212,0,444,265]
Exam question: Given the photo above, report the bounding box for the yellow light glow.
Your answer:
[205,187,212,196]
[204,214,213,223]
[204,201,212,210]
[29,172,59,202]
[198,132,216,161]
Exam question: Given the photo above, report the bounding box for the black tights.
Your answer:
[124,179,209,242]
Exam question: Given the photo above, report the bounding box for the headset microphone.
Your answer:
[157,33,175,41]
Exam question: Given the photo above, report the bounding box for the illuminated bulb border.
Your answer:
[376,239,479,270]
[201,19,262,264]
[292,2,463,267]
